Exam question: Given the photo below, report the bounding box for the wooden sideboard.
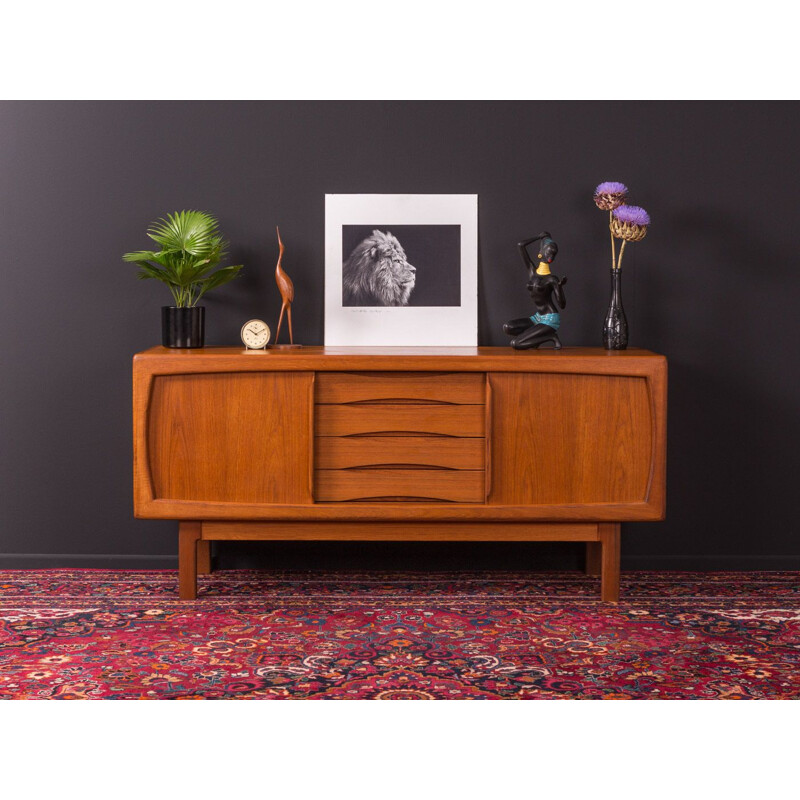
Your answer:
[133,346,667,600]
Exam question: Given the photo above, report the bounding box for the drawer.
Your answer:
[315,469,486,503]
[316,372,485,405]
[316,436,486,470]
[315,404,485,437]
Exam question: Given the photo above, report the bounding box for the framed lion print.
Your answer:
[324,194,478,345]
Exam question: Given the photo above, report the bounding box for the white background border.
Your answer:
[5,1,794,785]
[325,194,478,346]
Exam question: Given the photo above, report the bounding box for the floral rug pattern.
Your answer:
[1,570,798,699]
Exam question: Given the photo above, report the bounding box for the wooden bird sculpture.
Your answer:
[274,226,295,345]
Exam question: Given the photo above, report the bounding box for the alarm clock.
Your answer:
[241,319,271,350]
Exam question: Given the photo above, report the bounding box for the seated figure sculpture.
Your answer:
[503,231,567,350]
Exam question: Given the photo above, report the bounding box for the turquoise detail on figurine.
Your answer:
[530,312,561,330]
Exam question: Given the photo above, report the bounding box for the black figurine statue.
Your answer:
[503,231,567,350]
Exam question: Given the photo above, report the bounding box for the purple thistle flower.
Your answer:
[594,181,629,211]
[595,181,629,195]
[612,205,651,225]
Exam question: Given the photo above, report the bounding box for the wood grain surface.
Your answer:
[178,521,201,600]
[134,346,664,376]
[316,372,485,404]
[146,372,313,505]
[133,348,666,525]
[140,499,663,522]
[315,468,486,503]
[489,373,655,506]
[201,521,600,541]
[315,436,485,470]
[599,522,621,602]
[315,404,485,437]
[133,348,665,602]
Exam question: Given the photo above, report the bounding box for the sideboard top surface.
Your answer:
[134,346,666,374]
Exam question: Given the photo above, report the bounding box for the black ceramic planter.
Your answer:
[602,269,628,350]
[162,306,205,348]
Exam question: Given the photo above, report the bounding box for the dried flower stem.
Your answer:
[617,239,628,271]
[609,210,617,270]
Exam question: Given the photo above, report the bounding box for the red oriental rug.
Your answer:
[0,569,798,699]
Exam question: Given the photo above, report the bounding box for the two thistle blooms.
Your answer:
[594,182,651,270]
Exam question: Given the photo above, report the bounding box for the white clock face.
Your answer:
[241,319,271,349]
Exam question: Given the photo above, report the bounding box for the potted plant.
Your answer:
[123,210,243,348]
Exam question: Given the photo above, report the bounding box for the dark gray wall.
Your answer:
[1,101,798,570]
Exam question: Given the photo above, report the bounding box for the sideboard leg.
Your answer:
[585,541,602,576]
[197,539,212,575]
[598,523,621,603]
[178,521,201,600]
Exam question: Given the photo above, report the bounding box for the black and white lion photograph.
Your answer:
[341,224,461,307]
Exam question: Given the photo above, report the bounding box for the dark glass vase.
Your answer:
[162,306,205,348]
[602,269,628,350]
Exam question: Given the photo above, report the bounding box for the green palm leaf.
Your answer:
[122,249,160,262]
[136,263,179,286]
[147,210,219,256]
[122,210,243,307]
[195,265,243,301]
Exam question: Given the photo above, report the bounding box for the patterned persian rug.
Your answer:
[0,570,798,699]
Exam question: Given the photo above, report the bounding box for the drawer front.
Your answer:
[316,404,485,437]
[316,436,485,470]
[314,371,486,503]
[316,372,485,405]
[315,469,486,503]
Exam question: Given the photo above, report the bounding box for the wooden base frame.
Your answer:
[176,521,622,602]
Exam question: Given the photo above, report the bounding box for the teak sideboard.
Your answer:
[132,347,667,600]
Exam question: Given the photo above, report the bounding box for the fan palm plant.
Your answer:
[123,210,243,307]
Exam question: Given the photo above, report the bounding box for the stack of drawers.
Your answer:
[314,372,487,502]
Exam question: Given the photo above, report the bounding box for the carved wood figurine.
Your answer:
[274,226,295,345]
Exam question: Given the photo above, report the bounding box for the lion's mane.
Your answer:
[342,230,416,306]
